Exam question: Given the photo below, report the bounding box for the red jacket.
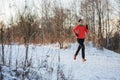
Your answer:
[72,24,88,39]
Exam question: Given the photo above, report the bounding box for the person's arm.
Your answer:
[72,26,78,37]
[85,24,89,33]
[86,24,88,29]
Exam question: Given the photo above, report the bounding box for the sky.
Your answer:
[0,0,75,25]
[0,0,119,25]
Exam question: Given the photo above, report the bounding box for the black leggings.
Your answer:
[75,38,85,59]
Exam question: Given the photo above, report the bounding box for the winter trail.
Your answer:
[59,42,120,80]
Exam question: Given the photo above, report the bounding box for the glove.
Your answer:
[75,33,78,37]
[86,24,88,29]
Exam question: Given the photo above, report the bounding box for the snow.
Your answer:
[0,42,120,80]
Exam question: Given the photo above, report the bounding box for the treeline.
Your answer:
[79,0,120,53]
[0,0,120,52]
[0,5,75,48]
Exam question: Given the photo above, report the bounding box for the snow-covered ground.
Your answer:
[0,42,120,80]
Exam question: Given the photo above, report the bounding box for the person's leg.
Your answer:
[81,40,85,59]
[78,39,86,61]
[74,39,81,60]
[75,45,81,56]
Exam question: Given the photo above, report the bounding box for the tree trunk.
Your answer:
[24,44,29,67]
[1,28,5,64]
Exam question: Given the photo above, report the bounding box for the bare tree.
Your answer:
[116,0,120,51]
[0,22,5,64]
[52,1,68,48]
[16,14,39,67]
[11,0,40,67]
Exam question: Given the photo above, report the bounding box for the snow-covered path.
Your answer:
[2,42,120,80]
[59,43,120,80]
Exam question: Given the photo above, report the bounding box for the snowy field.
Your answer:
[0,42,120,80]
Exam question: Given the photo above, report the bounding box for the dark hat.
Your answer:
[78,19,82,22]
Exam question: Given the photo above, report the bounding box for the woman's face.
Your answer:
[80,20,83,24]
[78,20,84,25]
